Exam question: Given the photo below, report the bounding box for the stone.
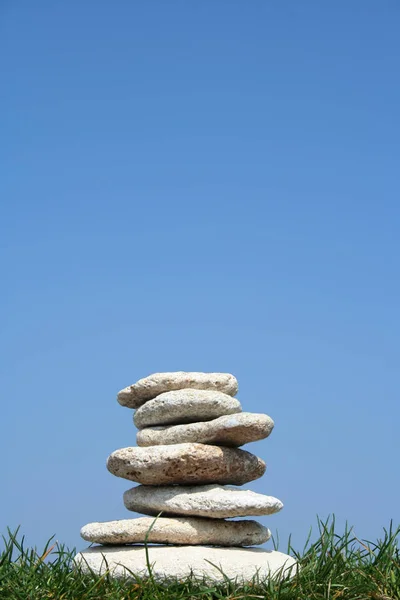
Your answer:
[118,372,238,409]
[107,443,266,486]
[74,545,297,583]
[134,390,242,429]
[124,484,283,518]
[137,412,274,447]
[80,516,270,546]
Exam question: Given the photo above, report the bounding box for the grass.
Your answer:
[0,517,399,600]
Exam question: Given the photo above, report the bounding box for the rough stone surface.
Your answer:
[124,484,283,518]
[107,443,266,486]
[118,372,238,409]
[80,517,270,546]
[137,412,274,447]
[74,545,297,583]
[134,390,242,429]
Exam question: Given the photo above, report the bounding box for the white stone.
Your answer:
[74,545,297,583]
[107,443,266,486]
[80,517,270,546]
[137,412,274,447]
[124,484,283,518]
[134,390,242,429]
[117,372,238,409]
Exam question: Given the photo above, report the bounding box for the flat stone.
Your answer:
[124,484,283,518]
[134,390,242,429]
[118,372,238,409]
[74,545,297,583]
[81,517,270,546]
[107,443,266,486]
[137,412,274,447]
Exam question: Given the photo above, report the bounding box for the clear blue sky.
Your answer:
[1,1,399,554]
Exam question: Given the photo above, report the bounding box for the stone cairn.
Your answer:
[75,372,296,582]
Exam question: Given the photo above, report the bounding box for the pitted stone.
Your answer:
[107,443,266,486]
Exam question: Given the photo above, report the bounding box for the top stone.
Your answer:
[117,372,238,409]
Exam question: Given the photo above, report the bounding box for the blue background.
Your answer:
[1,1,399,553]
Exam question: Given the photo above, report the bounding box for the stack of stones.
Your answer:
[75,372,296,582]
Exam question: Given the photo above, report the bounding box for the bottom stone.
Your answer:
[74,545,297,583]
